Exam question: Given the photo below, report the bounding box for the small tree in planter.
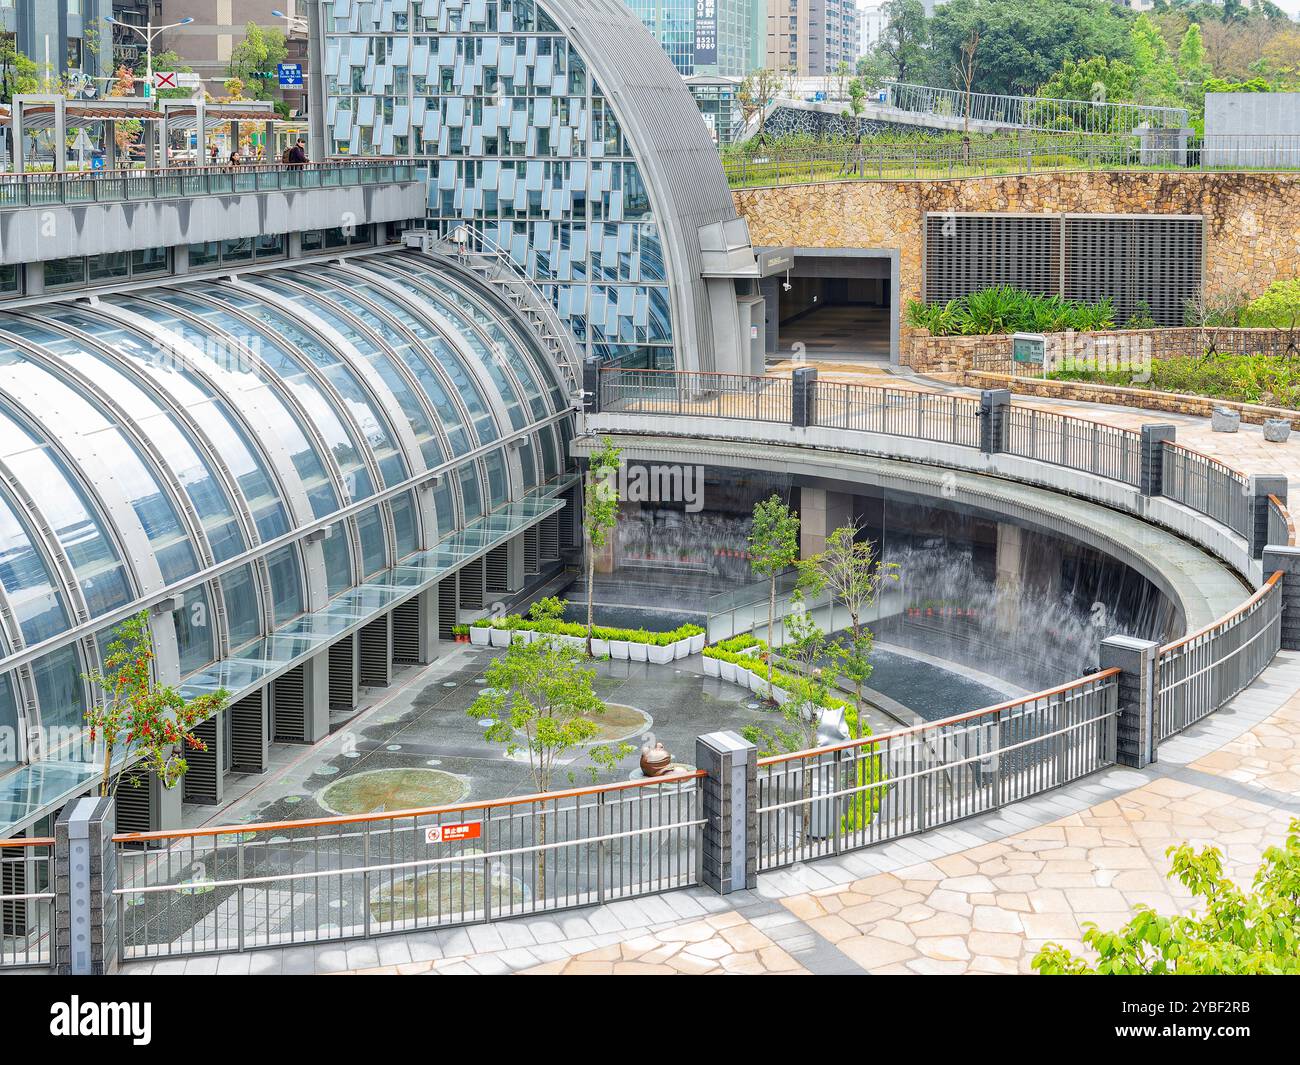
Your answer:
[583,436,622,653]
[468,633,632,897]
[742,593,841,841]
[798,522,899,739]
[83,611,229,798]
[748,494,800,682]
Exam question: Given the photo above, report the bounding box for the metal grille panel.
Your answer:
[459,558,485,609]
[329,635,357,710]
[392,598,421,665]
[485,545,510,593]
[272,666,306,743]
[925,214,1061,303]
[1064,215,1202,327]
[437,576,458,640]
[229,691,266,774]
[183,717,221,805]
[359,615,391,688]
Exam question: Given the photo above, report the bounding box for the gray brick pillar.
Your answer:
[1140,424,1177,497]
[1262,546,1300,651]
[695,731,757,895]
[582,356,601,414]
[979,389,1010,455]
[791,365,817,428]
[54,796,118,976]
[1099,635,1160,768]
[1251,476,1288,559]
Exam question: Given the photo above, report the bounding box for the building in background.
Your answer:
[858,2,887,58]
[3,0,114,84]
[767,0,860,77]
[321,0,759,374]
[626,0,763,77]
[685,73,744,143]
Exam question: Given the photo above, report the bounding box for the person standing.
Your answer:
[285,137,307,171]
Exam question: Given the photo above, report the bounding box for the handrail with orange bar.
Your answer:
[112,768,706,844]
[756,667,1122,767]
[1160,571,1282,656]
[0,836,54,848]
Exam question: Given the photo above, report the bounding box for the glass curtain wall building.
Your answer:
[321,0,754,372]
[625,0,764,77]
[0,248,576,834]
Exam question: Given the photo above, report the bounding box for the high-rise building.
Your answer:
[625,0,763,77]
[767,0,859,77]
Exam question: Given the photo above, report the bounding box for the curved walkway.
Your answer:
[119,372,1300,976]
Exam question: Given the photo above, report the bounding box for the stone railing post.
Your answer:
[1140,424,1176,497]
[791,366,817,428]
[1099,635,1160,768]
[1251,476,1288,560]
[1261,546,1300,651]
[582,356,601,415]
[979,389,1010,455]
[695,731,757,895]
[54,796,118,976]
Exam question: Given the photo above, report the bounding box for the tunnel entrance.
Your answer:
[761,251,896,363]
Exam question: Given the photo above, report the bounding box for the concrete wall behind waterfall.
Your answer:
[732,171,1300,353]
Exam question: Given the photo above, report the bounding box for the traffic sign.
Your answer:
[153,70,178,91]
[424,822,481,844]
[277,63,303,87]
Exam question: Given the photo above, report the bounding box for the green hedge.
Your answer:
[1050,353,1300,409]
[906,286,1116,336]
[473,615,705,647]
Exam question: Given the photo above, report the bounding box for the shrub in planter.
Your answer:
[470,621,492,646]
[628,630,650,662]
[608,637,630,660]
[703,654,721,678]
[689,631,706,655]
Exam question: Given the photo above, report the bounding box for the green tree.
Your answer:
[0,35,38,105]
[848,77,867,117]
[876,0,929,84]
[1177,22,1209,87]
[1034,817,1300,974]
[468,632,631,896]
[582,436,622,651]
[1037,55,1136,104]
[798,523,899,739]
[1131,13,1182,105]
[737,67,788,139]
[748,494,800,680]
[83,612,229,798]
[927,0,1133,96]
[227,21,288,101]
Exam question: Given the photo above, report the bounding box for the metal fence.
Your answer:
[600,368,793,422]
[1004,406,1143,487]
[1156,575,1284,741]
[812,381,983,447]
[723,137,1300,188]
[1162,443,1253,539]
[0,160,419,209]
[0,838,54,968]
[881,82,1188,134]
[112,773,702,959]
[756,670,1120,871]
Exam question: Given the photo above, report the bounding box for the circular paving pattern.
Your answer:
[316,767,469,816]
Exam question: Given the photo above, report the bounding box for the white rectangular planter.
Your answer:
[609,640,630,660]
[470,626,491,647]
[489,627,511,648]
[672,638,691,661]
[648,643,674,665]
[591,638,609,657]
[719,660,737,682]
[689,633,706,655]
[629,641,649,662]
[702,655,721,678]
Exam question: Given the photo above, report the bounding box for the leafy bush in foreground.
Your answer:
[906,286,1116,336]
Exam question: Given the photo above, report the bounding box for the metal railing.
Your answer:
[0,159,419,209]
[601,368,794,423]
[1162,442,1253,539]
[756,670,1120,871]
[1156,574,1284,741]
[1268,494,1295,550]
[812,380,983,447]
[0,837,54,968]
[1005,405,1143,487]
[881,82,1188,134]
[723,137,1300,188]
[112,771,703,959]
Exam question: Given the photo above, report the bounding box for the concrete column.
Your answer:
[695,731,757,895]
[799,487,851,558]
[791,365,817,428]
[994,522,1023,633]
[979,389,1010,455]
[1251,476,1288,559]
[1261,546,1300,651]
[52,97,67,174]
[1099,635,1160,768]
[1140,424,1176,497]
[54,796,118,975]
[416,586,441,665]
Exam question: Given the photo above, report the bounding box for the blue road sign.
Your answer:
[278,63,303,87]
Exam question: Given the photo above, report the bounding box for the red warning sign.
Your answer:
[425,822,482,844]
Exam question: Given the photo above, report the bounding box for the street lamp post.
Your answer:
[104,16,195,100]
